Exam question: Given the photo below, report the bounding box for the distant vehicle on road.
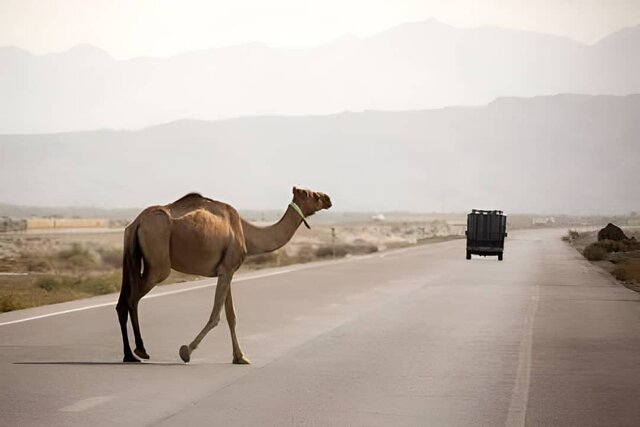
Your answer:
[465,209,507,261]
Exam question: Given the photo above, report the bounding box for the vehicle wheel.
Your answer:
[498,253,503,261]
[466,251,471,260]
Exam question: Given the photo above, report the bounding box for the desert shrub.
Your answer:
[57,243,84,259]
[36,276,60,292]
[626,239,640,251]
[75,274,120,295]
[612,266,629,281]
[612,260,640,283]
[96,247,122,269]
[315,245,347,259]
[27,257,53,272]
[314,246,332,258]
[293,246,316,263]
[36,272,120,295]
[315,243,378,259]
[583,239,633,261]
[13,252,53,272]
[56,243,97,269]
[583,243,608,261]
[245,252,279,266]
[597,239,628,253]
[562,230,580,242]
[244,249,316,268]
[0,295,25,312]
[348,243,378,255]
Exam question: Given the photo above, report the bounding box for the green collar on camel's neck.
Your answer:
[289,202,311,229]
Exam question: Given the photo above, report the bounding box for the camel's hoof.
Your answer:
[179,345,191,363]
[134,348,150,360]
[233,355,251,365]
[123,354,141,363]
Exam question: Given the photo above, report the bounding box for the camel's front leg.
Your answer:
[225,289,251,364]
[179,273,231,363]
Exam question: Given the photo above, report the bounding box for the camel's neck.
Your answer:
[241,205,304,255]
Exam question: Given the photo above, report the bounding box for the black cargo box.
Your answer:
[465,209,507,260]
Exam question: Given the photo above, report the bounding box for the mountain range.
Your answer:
[1,94,638,214]
[1,19,640,134]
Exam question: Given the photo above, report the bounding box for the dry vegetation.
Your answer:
[565,228,640,292]
[582,239,640,261]
[0,220,463,312]
[0,231,202,312]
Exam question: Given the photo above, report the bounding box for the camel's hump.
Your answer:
[174,192,215,203]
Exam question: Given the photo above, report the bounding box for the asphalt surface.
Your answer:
[2,228,640,426]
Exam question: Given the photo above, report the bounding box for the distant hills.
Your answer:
[1,20,640,134]
[0,94,638,214]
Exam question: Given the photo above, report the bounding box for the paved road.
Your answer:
[2,229,640,426]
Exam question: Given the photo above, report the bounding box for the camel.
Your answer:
[116,187,332,363]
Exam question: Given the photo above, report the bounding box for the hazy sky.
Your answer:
[1,0,639,59]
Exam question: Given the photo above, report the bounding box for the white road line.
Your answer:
[505,284,540,427]
[59,396,114,412]
[0,302,118,327]
[0,268,295,327]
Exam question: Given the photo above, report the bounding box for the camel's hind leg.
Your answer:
[179,272,232,363]
[117,224,141,363]
[116,296,138,362]
[130,266,169,359]
[225,290,250,364]
[131,210,171,360]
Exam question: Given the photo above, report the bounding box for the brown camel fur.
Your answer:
[116,187,332,363]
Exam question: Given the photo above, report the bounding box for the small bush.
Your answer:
[348,243,378,255]
[315,243,378,259]
[27,257,53,272]
[293,246,316,263]
[562,229,580,242]
[583,243,608,261]
[582,239,636,262]
[626,239,640,251]
[597,239,628,253]
[0,295,25,313]
[315,246,344,259]
[244,249,315,268]
[96,247,122,269]
[35,272,121,296]
[612,260,640,283]
[612,266,629,281]
[75,275,120,295]
[245,252,279,266]
[56,243,97,270]
[36,276,60,292]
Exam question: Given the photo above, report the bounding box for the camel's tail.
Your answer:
[119,223,142,304]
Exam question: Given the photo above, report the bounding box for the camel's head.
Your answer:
[292,186,332,216]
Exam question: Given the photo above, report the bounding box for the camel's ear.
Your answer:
[292,186,298,194]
